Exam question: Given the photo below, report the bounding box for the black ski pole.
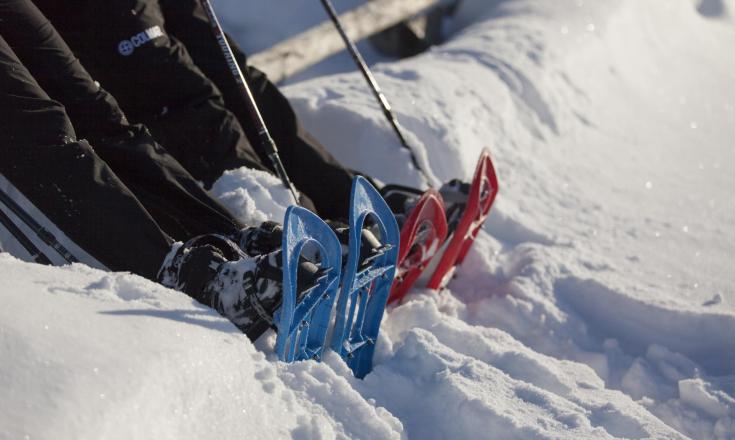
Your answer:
[0,207,52,265]
[198,0,301,204]
[0,189,78,264]
[318,0,433,187]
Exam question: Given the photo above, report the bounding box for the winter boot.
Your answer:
[380,184,424,229]
[382,181,470,235]
[157,234,320,340]
[325,220,383,270]
[235,220,382,271]
[438,179,470,234]
[234,221,283,257]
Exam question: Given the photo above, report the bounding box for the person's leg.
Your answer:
[33,0,268,188]
[1,0,246,241]
[0,31,313,340]
[160,0,356,219]
[3,0,130,143]
[93,125,246,241]
[0,33,171,278]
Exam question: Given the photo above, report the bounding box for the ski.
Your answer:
[0,188,78,264]
[428,148,498,289]
[331,176,400,378]
[0,206,52,265]
[387,188,447,304]
[274,205,343,363]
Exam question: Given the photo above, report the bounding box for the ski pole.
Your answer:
[318,0,433,187]
[0,206,52,265]
[198,0,301,204]
[0,189,78,264]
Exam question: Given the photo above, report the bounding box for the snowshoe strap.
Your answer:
[245,278,277,329]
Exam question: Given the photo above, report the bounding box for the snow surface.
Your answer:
[2,0,735,439]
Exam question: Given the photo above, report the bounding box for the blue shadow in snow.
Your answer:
[100,308,241,334]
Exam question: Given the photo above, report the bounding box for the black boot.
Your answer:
[234,220,383,271]
[380,184,424,228]
[157,233,320,341]
[381,181,470,235]
[325,220,383,270]
[234,221,283,257]
[438,179,470,234]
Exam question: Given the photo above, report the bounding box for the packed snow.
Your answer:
[2,0,734,439]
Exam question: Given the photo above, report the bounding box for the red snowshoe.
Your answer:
[427,148,498,289]
[387,189,447,304]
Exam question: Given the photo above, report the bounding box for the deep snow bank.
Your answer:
[0,254,401,440]
[282,0,735,437]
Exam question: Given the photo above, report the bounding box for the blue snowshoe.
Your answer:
[330,177,400,378]
[274,206,343,363]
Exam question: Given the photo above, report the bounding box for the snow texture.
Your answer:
[2,0,735,439]
[210,167,296,227]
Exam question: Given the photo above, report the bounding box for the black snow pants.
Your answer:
[35,0,357,220]
[0,0,243,279]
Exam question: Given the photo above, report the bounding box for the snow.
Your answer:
[210,167,296,226]
[2,0,735,439]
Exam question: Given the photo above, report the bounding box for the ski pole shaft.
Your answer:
[318,0,432,187]
[0,189,77,264]
[198,0,301,204]
[0,207,52,265]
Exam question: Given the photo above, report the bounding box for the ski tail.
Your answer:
[275,206,342,363]
[388,188,447,304]
[428,148,499,289]
[0,186,78,264]
[0,207,52,265]
[331,176,400,378]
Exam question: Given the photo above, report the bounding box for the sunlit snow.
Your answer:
[1,0,734,439]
